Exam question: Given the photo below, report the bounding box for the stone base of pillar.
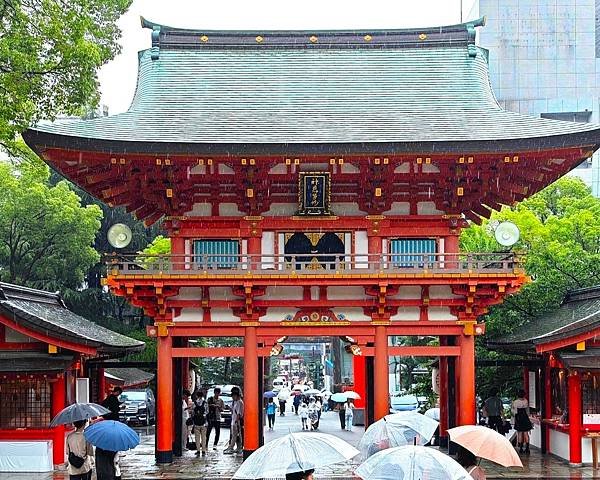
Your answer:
[156,450,173,464]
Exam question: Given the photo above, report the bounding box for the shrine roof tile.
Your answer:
[23,19,600,155]
[488,285,600,352]
[0,282,144,355]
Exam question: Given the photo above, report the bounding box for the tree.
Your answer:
[0,0,132,153]
[0,156,102,289]
[461,176,600,397]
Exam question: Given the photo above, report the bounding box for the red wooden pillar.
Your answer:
[171,236,185,271]
[368,235,382,270]
[97,367,106,402]
[156,334,173,463]
[439,337,449,447]
[374,326,389,421]
[568,371,582,465]
[51,374,66,465]
[353,354,366,409]
[544,361,552,451]
[247,235,261,270]
[457,333,476,425]
[243,325,259,456]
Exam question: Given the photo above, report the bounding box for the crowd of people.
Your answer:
[182,386,245,457]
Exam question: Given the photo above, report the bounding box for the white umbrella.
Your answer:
[344,391,361,400]
[447,425,523,468]
[358,411,439,459]
[277,388,290,401]
[424,407,440,421]
[233,432,359,479]
[355,445,472,480]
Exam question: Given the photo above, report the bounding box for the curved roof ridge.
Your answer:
[139,16,486,51]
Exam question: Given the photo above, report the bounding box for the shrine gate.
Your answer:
[23,16,600,463]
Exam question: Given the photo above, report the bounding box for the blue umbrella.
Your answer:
[264,391,278,398]
[84,420,139,451]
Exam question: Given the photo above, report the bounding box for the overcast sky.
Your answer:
[98,0,476,114]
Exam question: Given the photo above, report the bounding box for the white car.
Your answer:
[292,384,309,393]
[272,378,285,392]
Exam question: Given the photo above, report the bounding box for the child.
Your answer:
[345,400,354,431]
[299,402,309,430]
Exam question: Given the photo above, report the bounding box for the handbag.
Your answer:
[68,449,85,469]
[185,416,194,426]
[186,434,197,450]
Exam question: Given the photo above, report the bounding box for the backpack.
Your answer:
[193,399,206,426]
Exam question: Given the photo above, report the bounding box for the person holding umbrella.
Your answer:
[456,445,486,479]
[345,400,354,432]
[265,398,277,430]
[293,391,302,415]
[286,469,314,480]
[66,420,93,480]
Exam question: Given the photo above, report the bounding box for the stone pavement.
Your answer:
[2,412,599,479]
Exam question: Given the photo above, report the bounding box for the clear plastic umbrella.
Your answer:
[358,411,438,459]
[355,445,472,480]
[233,432,359,479]
[50,403,110,427]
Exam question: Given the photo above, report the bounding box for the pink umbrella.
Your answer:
[447,425,523,468]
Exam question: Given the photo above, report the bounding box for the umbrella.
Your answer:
[358,411,439,459]
[291,390,303,396]
[84,420,140,451]
[355,445,471,480]
[277,389,290,400]
[330,392,348,403]
[344,391,361,400]
[50,403,110,427]
[264,391,278,398]
[424,407,440,421]
[304,388,322,396]
[233,432,359,479]
[447,425,523,468]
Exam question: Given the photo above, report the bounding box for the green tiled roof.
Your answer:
[0,282,144,354]
[488,286,600,352]
[24,19,600,155]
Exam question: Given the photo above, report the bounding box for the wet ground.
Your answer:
[2,409,599,479]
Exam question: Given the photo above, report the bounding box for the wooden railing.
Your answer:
[106,252,520,275]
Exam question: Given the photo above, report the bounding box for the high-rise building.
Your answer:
[468,0,600,196]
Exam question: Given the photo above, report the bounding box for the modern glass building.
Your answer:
[468,0,600,196]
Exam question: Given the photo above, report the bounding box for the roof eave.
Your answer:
[22,128,600,157]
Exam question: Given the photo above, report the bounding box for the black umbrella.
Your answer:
[50,403,111,427]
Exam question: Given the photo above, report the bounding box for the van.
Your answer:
[272,378,285,391]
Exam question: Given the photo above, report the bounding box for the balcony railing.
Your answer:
[106,252,521,276]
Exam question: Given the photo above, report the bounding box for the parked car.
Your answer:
[390,394,419,413]
[119,388,156,425]
[272,378,286,392]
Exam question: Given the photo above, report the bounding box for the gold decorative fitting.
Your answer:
[425,157,431,164]
[249,158,256,165]
[294,158,300,165]
[241,158,247,165]
[338,158,344,164]
[467,156,474,163]
[156,158,162,165]
[375,187,382,197]
[110,157,117,164]
[200,35,209,42]
[285,158,291,165]
[419,33,427,40]
[246,188,254,198]
[504,156,511,163]
[364,34,372,42]
[309,35,318,43]
[374,158,381,165]
[383,158,389,164]
[329,158,336,165]
[458,157,465,163]
[416,157,423,164]
[198,158,204,165]
[119,158,126,164]
[457,187,464,196]
[207,159,213,165]
[166,188,173,198]
[513,155,519,162]
[255,35,264,43]
[165,158,171,165]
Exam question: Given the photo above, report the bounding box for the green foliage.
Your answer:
[137,235,171,270]
[0,155,102,289]
[0,0,132,153]
[461,177,600,397]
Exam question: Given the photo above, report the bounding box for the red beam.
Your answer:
[535,327,600,353]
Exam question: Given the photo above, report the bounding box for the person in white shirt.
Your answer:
[345,400,354,431]
[511,389,533,454]
[299,403,309,430]
[224,387,244,454]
